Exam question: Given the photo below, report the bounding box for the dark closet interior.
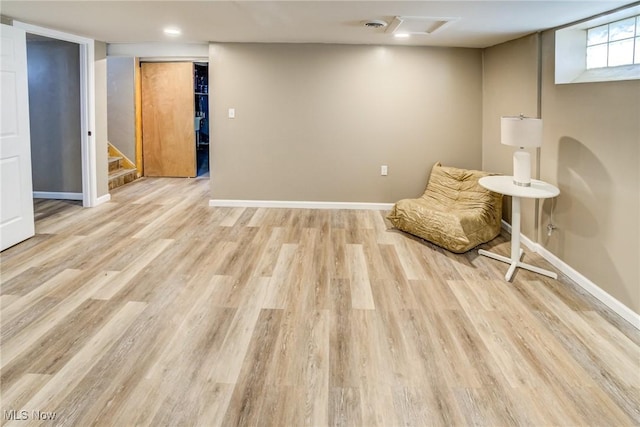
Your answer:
[194,62,209,176]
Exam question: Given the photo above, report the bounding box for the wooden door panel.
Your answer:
[141,62,195,177]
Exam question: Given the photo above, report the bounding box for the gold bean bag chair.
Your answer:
[387,162,503,253]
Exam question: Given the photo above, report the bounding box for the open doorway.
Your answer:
[138,61,209,178]
[14,20,101,208]
[26,33,83,200]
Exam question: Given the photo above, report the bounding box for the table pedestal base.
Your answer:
[478,248,558,281]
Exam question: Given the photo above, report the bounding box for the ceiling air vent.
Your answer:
[363,20,388,29]
[386,16,460,36]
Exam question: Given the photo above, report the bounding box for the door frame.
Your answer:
[13,21,98,207]
[136,58,209,178]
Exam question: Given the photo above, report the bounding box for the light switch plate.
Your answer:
[228,108,235,119]
[381,165,388,176]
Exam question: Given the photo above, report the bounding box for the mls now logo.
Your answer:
[4,410,57,421]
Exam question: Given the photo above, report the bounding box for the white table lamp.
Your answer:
[501,114,542,187]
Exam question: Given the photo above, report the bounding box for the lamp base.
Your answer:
[513,150,531,187]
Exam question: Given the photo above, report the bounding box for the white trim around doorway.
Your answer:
[13,21,98,208]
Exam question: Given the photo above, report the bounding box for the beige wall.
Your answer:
[482,34,540,238]
[209,43,483,202]
[539,30,640,313]
[95,41,109,198]
[107,56,136,162]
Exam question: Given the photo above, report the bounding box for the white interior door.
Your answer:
[0,24,34,251]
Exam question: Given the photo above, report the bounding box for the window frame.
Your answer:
[555,5,640,84]
[585,15,639,70]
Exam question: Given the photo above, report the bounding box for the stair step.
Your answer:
[108,156,123,172]
[108,167,134,178]
[108,168,137,191]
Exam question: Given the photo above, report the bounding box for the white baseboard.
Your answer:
[209,199,394,211]
[500,220,639,330]
[536,244,639,329]
[33,192,112,207]
[33,191,83,201]
[94,193,111,206]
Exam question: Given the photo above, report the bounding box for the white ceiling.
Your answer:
[1,1,637,48]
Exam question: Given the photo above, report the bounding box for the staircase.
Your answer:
[108,143,138,191]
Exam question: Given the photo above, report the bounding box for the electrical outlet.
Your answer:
[228,108,235,119]
[547,223,557,236]
[381,165,388,176]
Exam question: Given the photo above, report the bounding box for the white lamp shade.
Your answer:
[501,116,543,148]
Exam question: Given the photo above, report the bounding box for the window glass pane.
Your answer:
[587,44,608,68]
[635,37,640,64]
[587,24,608,45]
[609,17,635,41]
[608,38,634,66]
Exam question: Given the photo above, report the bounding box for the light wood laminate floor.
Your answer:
[1,177,639,426]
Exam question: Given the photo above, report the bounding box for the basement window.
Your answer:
[586,16,639,69]
[555,6,640,84]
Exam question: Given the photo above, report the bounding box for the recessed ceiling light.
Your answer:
[394,33,410,39]
[164,27,181,36]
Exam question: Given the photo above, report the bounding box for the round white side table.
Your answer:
[478,175,560,281]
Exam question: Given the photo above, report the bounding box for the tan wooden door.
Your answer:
[141,62,195,177]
